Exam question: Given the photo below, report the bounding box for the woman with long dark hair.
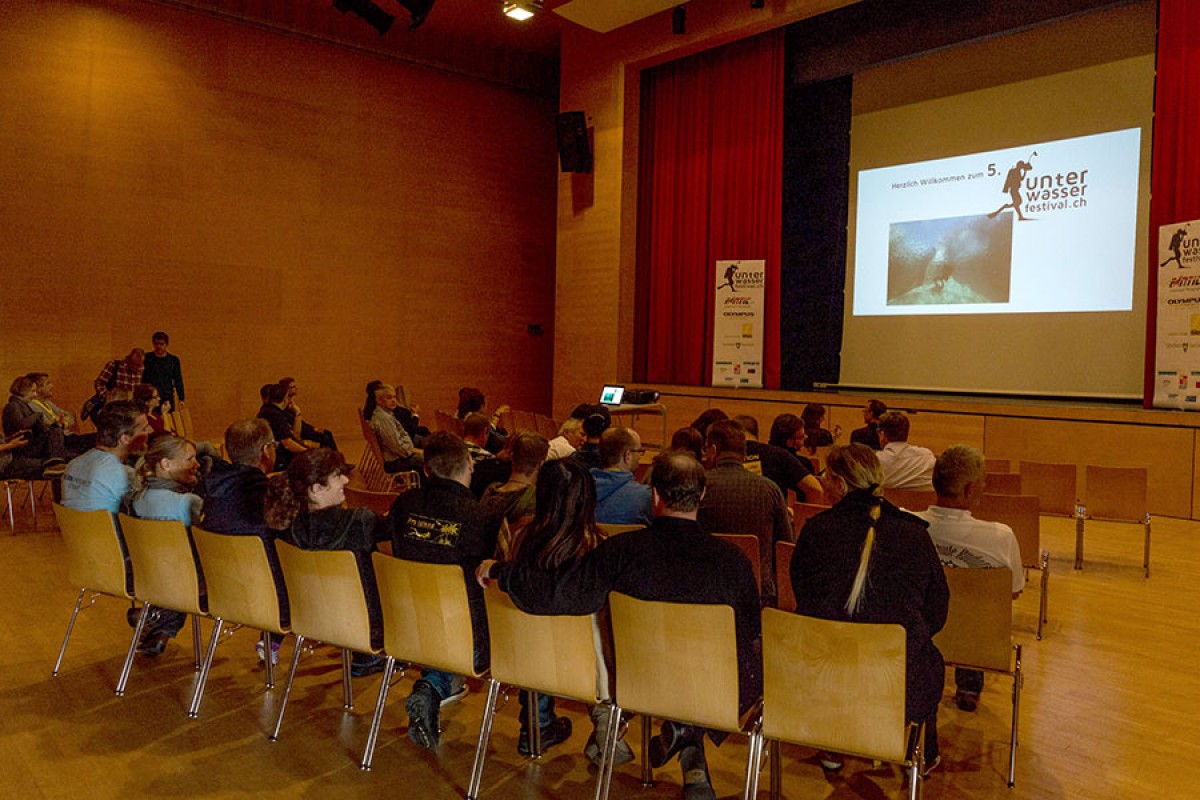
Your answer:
[791,443,949,774]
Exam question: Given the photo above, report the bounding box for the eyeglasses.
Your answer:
[265,440,279,448]
[628,448,646,455]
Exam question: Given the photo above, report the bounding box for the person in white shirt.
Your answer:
[875,411,936,490]
[917,444,1023,712]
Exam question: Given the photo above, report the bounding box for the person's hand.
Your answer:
[833,424,843,438]
[494,404,511,416]
[161,400,172,414]
[475,559,498,589]
[1,432,29,452]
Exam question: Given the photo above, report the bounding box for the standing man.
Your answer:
[94,349,145,400]
[142,331,185,412]
[62,401,151,514]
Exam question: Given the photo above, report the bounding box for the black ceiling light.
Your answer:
[333,0,394,34]
[395,0,436,30]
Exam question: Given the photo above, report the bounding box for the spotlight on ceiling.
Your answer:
[751,0,766,7]
[396,0,436,30]
[333,0,394,34]
[502,0,543,22]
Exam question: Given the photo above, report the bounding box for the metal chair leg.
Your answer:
[263,631,276,688]
[116,601,151,696]
[360,656,398,771]
[1144,518,1151,579]
[270,634,305,741]
[528,690,543,758]
[769,739,782,799]
[1074,511,1084,570]
[640,715,654,786]
[596,703,623,800]
[3,481,16,532]
[192,614,203,670]
[189,618,224,718]
[1009,643,1022,787]
[1038,551,1049,640]
[465,677,502,796]
[742,718,764,800]
[342,648,354,709]
[52,589,87,676]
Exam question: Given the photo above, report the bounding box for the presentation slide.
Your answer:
[854,128,1141,316]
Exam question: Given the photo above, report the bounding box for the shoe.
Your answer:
[921,754,942,779]
[350,654,387,677]
[818,750,844,771]
[680,745,716,800]
[137,631,170,657]
[406,682,440,749]
[648,720,689,768]
[439,675,467,707]
[585,735,634,767]
[518,716,572,756]
[256,639,281,666]
[954,690,980,712]
[126,607,143,628]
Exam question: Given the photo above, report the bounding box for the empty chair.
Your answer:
[774,541,796,612]
[713,532,762,594]
[271,540,382,742]
[984,472,1022,495]
[597,522,644,538]
[344,485,400,517]
[435,410,465,436]
[883,487,936,512]
[467,587,605,798]
[598,593,762,800]
[117,514,208,696]
[984,458,1011,474]
[361,553,485,770]
[789,502,829,538]
[1080,465,1151,577]
[356,413,397,492]
[1019,461,1079,516]
[933,567,1022,787]
[188,527,291,718]
[751,610,922,799]
[977,493,1048,639]
[51,504,135,685]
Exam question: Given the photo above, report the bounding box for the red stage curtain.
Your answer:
[635,30,784,388]
[1145,0,1200,404]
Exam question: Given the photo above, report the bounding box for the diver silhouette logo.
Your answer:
[717,262,739,292]
[1161,227,1188,268]
[988,153,1036,221]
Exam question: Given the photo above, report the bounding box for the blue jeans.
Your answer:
[518,690,556,729]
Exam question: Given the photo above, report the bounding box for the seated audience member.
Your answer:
[688,409,728,440]
[389,432,499,749]
[668,426,705,462]
[27,372,93,457]
[363,380,427,446]
[142,331,185,412]
[916,445,1024,713]
[876,411,936,490]
[546,403,592,460]
[801,402,840,452]
[368,383,422,473]
[94,349,145,400]
[0,430,40,480]
[570,409,611,470]
[591,427,652,526]
[767,413,814,472]
[128,434,202,656]
[279,377,337,451]
[201,418,288,665]
[481,431,548,538]
[479,451,760,800]
[265,448,385,676]
[132,383,167,436]
[698,419,792,606]
[4,375,66,466]
[258,382,309,471]
[465,412,510,497]
[850,398,887,450]
[791,443,948,774]
[62,401,151,514]
[456,386,509,454]
[734,414,822,504]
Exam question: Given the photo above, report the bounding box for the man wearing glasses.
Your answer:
[591,427,652,526]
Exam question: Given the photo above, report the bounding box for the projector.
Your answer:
[623,389,660,405]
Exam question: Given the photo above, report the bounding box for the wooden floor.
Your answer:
[1,498,1195,799]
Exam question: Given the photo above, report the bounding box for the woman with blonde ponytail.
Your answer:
[790,443,949,774]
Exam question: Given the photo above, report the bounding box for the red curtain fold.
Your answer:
[1145,0,1200,404]
[635,30,784,388]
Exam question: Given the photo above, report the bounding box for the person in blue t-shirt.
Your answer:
[62,401,151,514]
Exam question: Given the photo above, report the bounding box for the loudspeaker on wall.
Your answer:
[556,111,592,173]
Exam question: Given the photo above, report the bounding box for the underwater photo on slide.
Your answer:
[887,213,1013,306]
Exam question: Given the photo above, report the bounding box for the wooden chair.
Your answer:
[1081,466,1151,577]
[467,587,606,798]
[344,486,400,517]
[933,567,1022,787]
[713,532,762,594]
[883,487,936,512]
[435,410,464,436]
[164,405,195,439]
[3,478,36,531]
[597,523,644,538]
[116,514,208,696]
[51,504,134,685]
[984,472,1022,495]
[361,553,484,770]
[751,610,922,800]
[599,593,762,800]
[271,540,382,742]
[188,528,291,718]
[534,413,560,440]
[984,458,1011,474]
[356,412,398,492]
[976,493,1048,639]
[790,502,829,538]
[1019,461,1080,516]
[774,541,796,613]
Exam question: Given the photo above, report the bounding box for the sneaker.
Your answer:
[439,675,467,707]
[126,607,143,628]
[256,639,281,666]
[406,682,440,749]
[954,690,980,712]
[648,720,689,768]
[585,736,634,767]
[680,745,716,800]
[518,716,572,756]
[921,754,942,779]
[137,631,170,657]
[818,750,844,771]
[350,653,387,677]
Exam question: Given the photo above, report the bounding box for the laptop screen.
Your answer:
[600,385,624,406]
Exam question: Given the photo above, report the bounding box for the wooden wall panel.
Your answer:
[0,0,557,445]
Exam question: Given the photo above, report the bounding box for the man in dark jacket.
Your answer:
[142,331,185,411]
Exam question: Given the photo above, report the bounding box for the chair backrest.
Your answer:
[435,410,464,437]
[53,504,132,598]
[118,514,205,615]
[976,493,1041,569]
[356,413,395,493]
[1020,460,1078,515]
[761,609,908,763]
[882,487,936,512]
[371,552,480,677]
[984,458,1011,474]
[192,527,286,633]
[713,532,761,592]
[609,592,742,733]
[597,523,643,538]
[276,540,374,652]
[344,486,400,517]
[1084,465,1148,522]
[534,413,560,440]
[984,472,1023,495]
[790,502,829,537]
[775,541,796,613]
[932,567,1013,672]
[165,406,195,439]
[484,585,598,702]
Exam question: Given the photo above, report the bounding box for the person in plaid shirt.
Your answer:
[93,349,145,398]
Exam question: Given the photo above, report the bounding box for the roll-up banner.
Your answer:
[712,259,765,388]
[1153,219,1200,409]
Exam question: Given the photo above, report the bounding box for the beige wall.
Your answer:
[0,0,558,445]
